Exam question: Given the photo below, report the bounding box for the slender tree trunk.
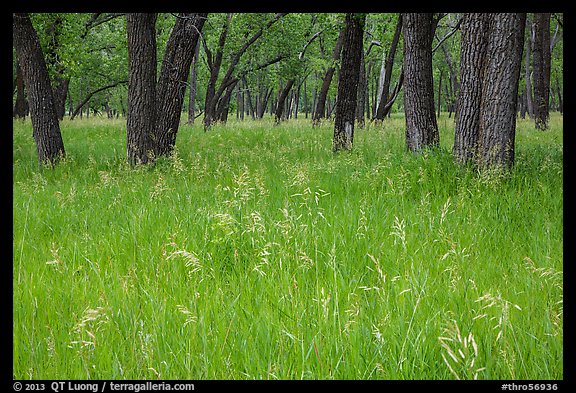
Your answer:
[13,13,65,166]
[126,13,157,165]
[356,50,366,128]
[187,40,201,124]
[374,14,403,121]
[532,12,551,130]
[314,29,345,126]
[403,13,439,152]
[13,60,27,118]
[275,78,295,123]
[333,13,365,152]
[524,19,534,119]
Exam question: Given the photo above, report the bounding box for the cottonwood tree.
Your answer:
[154,13,206,156]
[332,13,365,152]
[402,13,439,152]
[126,13,157,165]
[13,13,65,166]
[454,13,526,170]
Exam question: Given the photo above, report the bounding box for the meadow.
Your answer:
[13,113,563,380]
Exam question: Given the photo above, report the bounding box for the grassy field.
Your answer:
[13,113,563,380]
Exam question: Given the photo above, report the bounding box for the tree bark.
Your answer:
[402,13,439,152]
[477,13,526,169]
[155,13,207,154]
[13,13,65,166]
[532,12,551,130]
[126,13,157,165]
[333,13,365,152]
[454,13,526,170]
[453,13,490,165]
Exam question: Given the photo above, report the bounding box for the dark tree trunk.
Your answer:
[477,13,526,169]
[403,13,439,152]
[333,13,365,152]
[356,51,366,128]
[374,14,403,121]
[532,12,551,130]
[126,13,157,165]
[453,13,490,165]
[13,13,65,166]
[440,42,459,119]
[454,13,526,170]
[13,60,27,118]
[314,28,345,126]
[187,40,201,125]
[216,79,238,123]
[155,13,207,154]
[524,18,534,119]
[275,78,295,123]
[555,75,563,114]
[204,13,232,129]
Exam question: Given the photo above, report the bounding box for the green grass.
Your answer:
[13,113,563,380]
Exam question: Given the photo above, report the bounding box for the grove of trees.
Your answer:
[13,12,563,169]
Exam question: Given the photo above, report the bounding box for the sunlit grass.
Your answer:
[13,113,562,379]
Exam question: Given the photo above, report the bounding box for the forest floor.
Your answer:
[13,113,563,380]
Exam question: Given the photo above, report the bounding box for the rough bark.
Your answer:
[454,13,525,170]
[402,13,439,152]
[477,13,526,170]
[13,13,65,166]
[453,13,490,165]
[155,13,207,155]
[126,13,157,165]
[333,13,365,152]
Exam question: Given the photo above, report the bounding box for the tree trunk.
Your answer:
[187,40,201,124]
[155,13,207,154]
[356,50,366,128]
[126,13,157,165]
[333,13,365,152]
[13,60,27,118]
[532,12,551,130]
[524,19,534,119]
[13,13,65,166]
[275,78,295,123]
[403,13,439,152]
[454,13,525,170]
[477,13,526,169]
[454,13,492,165]
[374,14,403,121]
[314,28,345,126]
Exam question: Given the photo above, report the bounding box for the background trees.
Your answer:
[13,12,563,169]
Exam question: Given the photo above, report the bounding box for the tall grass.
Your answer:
[13,113,563,379]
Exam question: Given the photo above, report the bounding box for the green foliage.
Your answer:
[13,114,563,379]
